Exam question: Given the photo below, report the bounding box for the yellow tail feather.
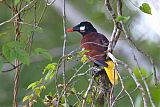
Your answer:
[104,60,118,85]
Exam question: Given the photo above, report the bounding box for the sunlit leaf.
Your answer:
[86,92,91,104]
[44,69,55,81]
[116,16,130,23]
[34,87,41,97]
[40,85,46,90]
[81,55,88,63]
[27,82,37,90]
[27,79,42,90]
[22,95,30,102]
[139,3,152,15]
[78,50,90,56]
[43,63,57,74]
[23,94,33,102]
[66,55,72,61]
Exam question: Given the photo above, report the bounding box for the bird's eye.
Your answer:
[80,26,85,31]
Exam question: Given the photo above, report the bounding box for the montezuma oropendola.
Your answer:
[67,21,118,85]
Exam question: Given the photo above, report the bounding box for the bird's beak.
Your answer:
[67,28,73,32]
[67,25,80,32]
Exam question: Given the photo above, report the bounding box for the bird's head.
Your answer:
[67,21,97,36]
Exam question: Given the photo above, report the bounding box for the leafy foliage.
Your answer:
[2,41,30,65]
[139,3,152,15]
[43,63,57,81]
[23,62,57,104]
[34,48,53,61]
[116,16,130,23]
[133,67,148,79]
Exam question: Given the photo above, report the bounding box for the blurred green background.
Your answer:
[0,0,160,107]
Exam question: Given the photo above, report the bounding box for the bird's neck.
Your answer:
[80,31,97,36]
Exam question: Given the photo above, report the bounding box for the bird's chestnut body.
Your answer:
[67,21,118,85]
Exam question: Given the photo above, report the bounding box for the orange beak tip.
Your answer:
[67,28,73,32]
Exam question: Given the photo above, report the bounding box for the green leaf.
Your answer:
[43,63,57,74]
[70,87,76,94]
[78,50,90,56]
[44,63,57,81]
[139,3,152,15]
[14,0,20,5]
[116,16,130,23]
[35,48,52,61]
[22,94,33,102]
[49,70,55,80]
[34,87,41,97]
[16,49,30,65]
[22,95,30,102]
[27,82,37,90]
[2,41,30,65]
[81,55,88,63]
[40,85,46,90]
[66,55,73,61]
[133,67,148,79]
[44,70,55,81]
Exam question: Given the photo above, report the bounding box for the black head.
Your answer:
[67,21,97,36]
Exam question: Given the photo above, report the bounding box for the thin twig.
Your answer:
[117,87,138,101]
[62,0,67,106]
[46,0,57,5]
[105,0,122,53]
[111,62,134,107]
[2,63,22,72]
[0,0,34,27]
[118,60,147,107]
[133,52,155,107]
[67,61,89,86]
[82,75,95,107]
[121,22,158,86]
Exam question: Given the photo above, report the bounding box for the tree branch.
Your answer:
[62,0,67,106]
[133,52,155,107]
[118,60,147,107]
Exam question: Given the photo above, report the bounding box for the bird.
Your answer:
[67,21,118,85]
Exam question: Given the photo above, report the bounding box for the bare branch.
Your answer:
[111,62,134,107]
[0,1,34,27]
[1,63,22,72]
[120,22,158,86]
[133,52,155,107]
[118,60,147,107]
[62,0,67,105]
[82,75,95,107]
[105,0,122,53]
